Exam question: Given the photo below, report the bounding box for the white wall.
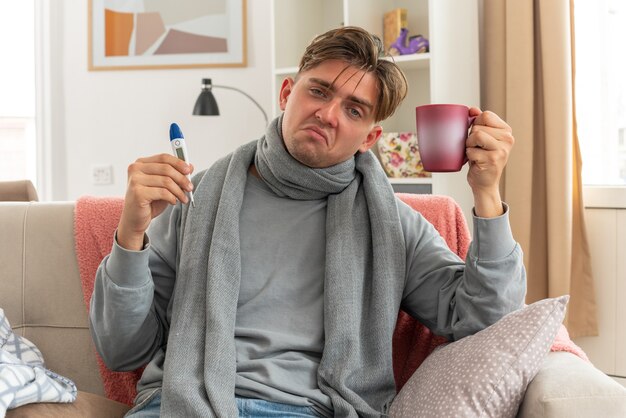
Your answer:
[49,1,272,200]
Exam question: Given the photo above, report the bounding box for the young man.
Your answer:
[90,27,525,417]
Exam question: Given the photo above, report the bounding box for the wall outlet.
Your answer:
[92,164,114,185]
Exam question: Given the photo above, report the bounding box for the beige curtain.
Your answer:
[481,0,598,337]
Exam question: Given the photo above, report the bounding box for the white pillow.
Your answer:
[390,296,568,418]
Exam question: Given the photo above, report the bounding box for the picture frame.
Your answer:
[88,0,246,71]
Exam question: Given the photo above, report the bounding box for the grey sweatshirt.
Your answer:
[89,173,525,415]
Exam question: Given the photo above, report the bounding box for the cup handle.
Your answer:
[463,116,477,165]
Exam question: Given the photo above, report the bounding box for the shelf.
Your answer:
[384,53,430,71]
[274,54,430,76]
[388,177,432,184]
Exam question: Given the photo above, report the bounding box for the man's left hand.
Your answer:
[465,107,515,217]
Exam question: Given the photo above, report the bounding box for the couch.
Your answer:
[1,197,625,417]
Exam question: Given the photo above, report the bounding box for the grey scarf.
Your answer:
[161,116,406,417]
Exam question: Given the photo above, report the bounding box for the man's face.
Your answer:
[279,60,383,168]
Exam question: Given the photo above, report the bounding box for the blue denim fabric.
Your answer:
[125,392,322,417]
[124,391,161,418]
[236,397,321,417]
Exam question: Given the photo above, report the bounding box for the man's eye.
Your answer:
[310,88,326,97]
[348,108,362,118]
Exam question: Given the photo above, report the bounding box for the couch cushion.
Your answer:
[23,203,87,328]
[5,391,130,418]
[390,296,567,418]
[517,351,626,417]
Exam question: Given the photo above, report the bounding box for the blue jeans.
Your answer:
[236,397,321,417]
[124,391,161,418]
[125,391,322,417]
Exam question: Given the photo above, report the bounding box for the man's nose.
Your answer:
[315,98,340,127]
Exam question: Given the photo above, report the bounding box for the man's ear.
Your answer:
[279,77,295,111]
[358,125,383,153]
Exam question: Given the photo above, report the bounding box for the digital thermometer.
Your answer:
[169,123,195,207]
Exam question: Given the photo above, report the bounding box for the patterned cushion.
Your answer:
[0,308,77,413]
[390,296,568,418]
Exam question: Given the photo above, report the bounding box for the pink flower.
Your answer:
[390,152,405,167]
[399,133,411,142]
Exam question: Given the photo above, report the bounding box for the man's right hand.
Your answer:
[117,154,194,251]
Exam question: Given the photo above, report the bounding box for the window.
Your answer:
[574,0,626,186]
[0,2,37,184]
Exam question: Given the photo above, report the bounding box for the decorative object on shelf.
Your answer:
[88,0,247,70]
[193,78,268,126]
[383,8,408,53]
[389,28,429,56]
[377,132,431,178]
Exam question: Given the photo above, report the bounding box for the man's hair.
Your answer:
[298,26,408,122]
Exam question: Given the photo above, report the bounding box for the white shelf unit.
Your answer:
[388,177,432,184]
[270,0,480,224]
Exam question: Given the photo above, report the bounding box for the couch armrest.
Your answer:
[518,352,626,417]
[0,180,38,201]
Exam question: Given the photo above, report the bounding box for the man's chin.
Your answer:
[285,142,325,168]
[292,153,324,168]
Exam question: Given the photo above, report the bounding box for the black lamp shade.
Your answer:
[193,80,220,116]
[191,78,268,126]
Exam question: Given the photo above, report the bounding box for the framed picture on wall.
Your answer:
[88,0,246,70]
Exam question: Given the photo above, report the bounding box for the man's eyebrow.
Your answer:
[308,77,374,110]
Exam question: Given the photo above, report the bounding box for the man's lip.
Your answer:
[303,126,329,144]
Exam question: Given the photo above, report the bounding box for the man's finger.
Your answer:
[466,129,500,150]
[474,110,510,131]
[468,106,482,117]
[136,154,192,174]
